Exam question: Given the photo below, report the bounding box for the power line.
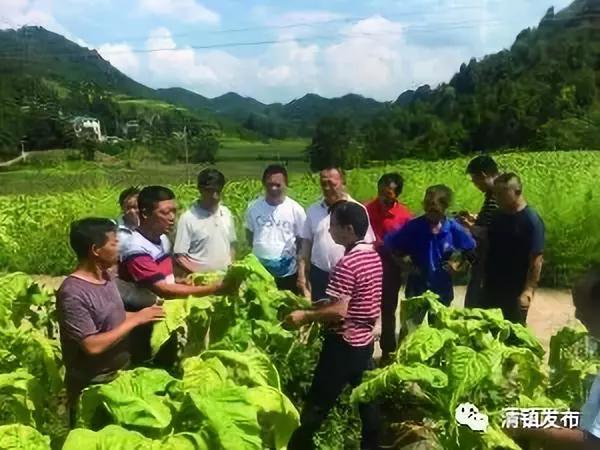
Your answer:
[1,4,499,44]
[0,18,505,60]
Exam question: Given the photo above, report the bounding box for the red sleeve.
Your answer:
[326,260,356,300]
[124,255,166,285]
[365,200,384,243]
[399,204,414,226]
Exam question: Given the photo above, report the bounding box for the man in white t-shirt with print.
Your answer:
[174,169,237,275]
[297,167,375,301]
[245,164,306,293]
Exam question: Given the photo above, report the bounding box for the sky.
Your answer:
[0,0,573,104]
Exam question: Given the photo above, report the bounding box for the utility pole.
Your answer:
[183,125,190,185]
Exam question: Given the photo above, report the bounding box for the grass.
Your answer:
[0,138,310,195]
[218,137,308,161]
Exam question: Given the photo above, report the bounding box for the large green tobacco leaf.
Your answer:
[446,346,500,398]
[351,363,448,404]
[224,254,274,287]
[0,424,50,450]
[3,322,63,394]
[0,273,54,329]
[247,386,300,450]
[396,326,458,364]
[0,370,43,427]
[63,425,210,450]
[150,297,213,358]
[175,385,263,450]
[77,368,177,434]
[182,357,229,393]
[199,347,281,390]
[547,325,600,408]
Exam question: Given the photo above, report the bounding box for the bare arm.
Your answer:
[511,427,589,449]
[175,255,200,275]
[81,306,164,356]
[524,253,544,292]
[286,297,349,327]
[150,279,222,299]
[304,298,349,324]
[297,238,312,296]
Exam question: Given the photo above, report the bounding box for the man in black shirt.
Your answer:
[482,173,545,325]
[460,155,500,308]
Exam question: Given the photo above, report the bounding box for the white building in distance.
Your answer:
[72,116,103,141]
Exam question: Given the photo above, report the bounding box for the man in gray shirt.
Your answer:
[174,169,237,274]
[57,218,165,426]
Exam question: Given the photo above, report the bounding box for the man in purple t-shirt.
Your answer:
[57,218,165,426]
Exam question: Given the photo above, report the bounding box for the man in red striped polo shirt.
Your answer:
[285,201,382,450]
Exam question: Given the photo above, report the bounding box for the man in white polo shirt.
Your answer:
[174,169,237,275]
[297,167,375,301]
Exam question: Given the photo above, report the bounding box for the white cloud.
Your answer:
[0,0,66,33]
[98,42,141,76]
[138,0,219,24]
[277,10,344,26]
[129,17,471,103]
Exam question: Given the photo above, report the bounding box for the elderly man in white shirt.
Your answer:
[297,167,375,301]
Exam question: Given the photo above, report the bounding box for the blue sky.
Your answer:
[1,0,572,103]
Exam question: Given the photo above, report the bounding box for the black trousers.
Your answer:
[464,258,485,309]
[275,272,299,294]
[287,333,380,450]
[481,288,529,325]
[380,257,402,358]
[309,264,330,303]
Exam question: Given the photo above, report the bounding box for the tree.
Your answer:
[190,133,219,164]
[307,117,364,171]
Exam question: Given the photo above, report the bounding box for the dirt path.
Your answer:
[33,275,577,356]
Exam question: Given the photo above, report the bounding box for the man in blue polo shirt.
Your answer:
[384,185,476,305]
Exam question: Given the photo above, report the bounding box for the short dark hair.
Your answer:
[329,201,369,239]
[69,218,116,260]
[425,184,453,208]
[118,186,140,207]
[262,164,288,184]
[378,173,404,196]
[320,166,346,183]
[197,168,226,192]
[466,155,499,175]
[495,172,523,194]
[138,186,176,216]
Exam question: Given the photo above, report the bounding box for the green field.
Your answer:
[1,150,598,287]
[0,139,310,195]
[218,138,308,161]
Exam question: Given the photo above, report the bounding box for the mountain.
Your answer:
[281,93,386,123]
[0,25,386,139]
[0,26,155,99]
[154,87,212,111]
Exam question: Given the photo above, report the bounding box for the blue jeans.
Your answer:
[309,264,330,302]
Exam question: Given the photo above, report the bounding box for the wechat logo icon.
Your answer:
[455,402,489,432]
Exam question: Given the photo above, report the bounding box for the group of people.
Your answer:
[56,155,556,449]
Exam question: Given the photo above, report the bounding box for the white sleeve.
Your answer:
[228,211,237,243]
[173,213,191,255]
[300,208,313,240]
[245,204,254,232]
[294,203,307,237]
